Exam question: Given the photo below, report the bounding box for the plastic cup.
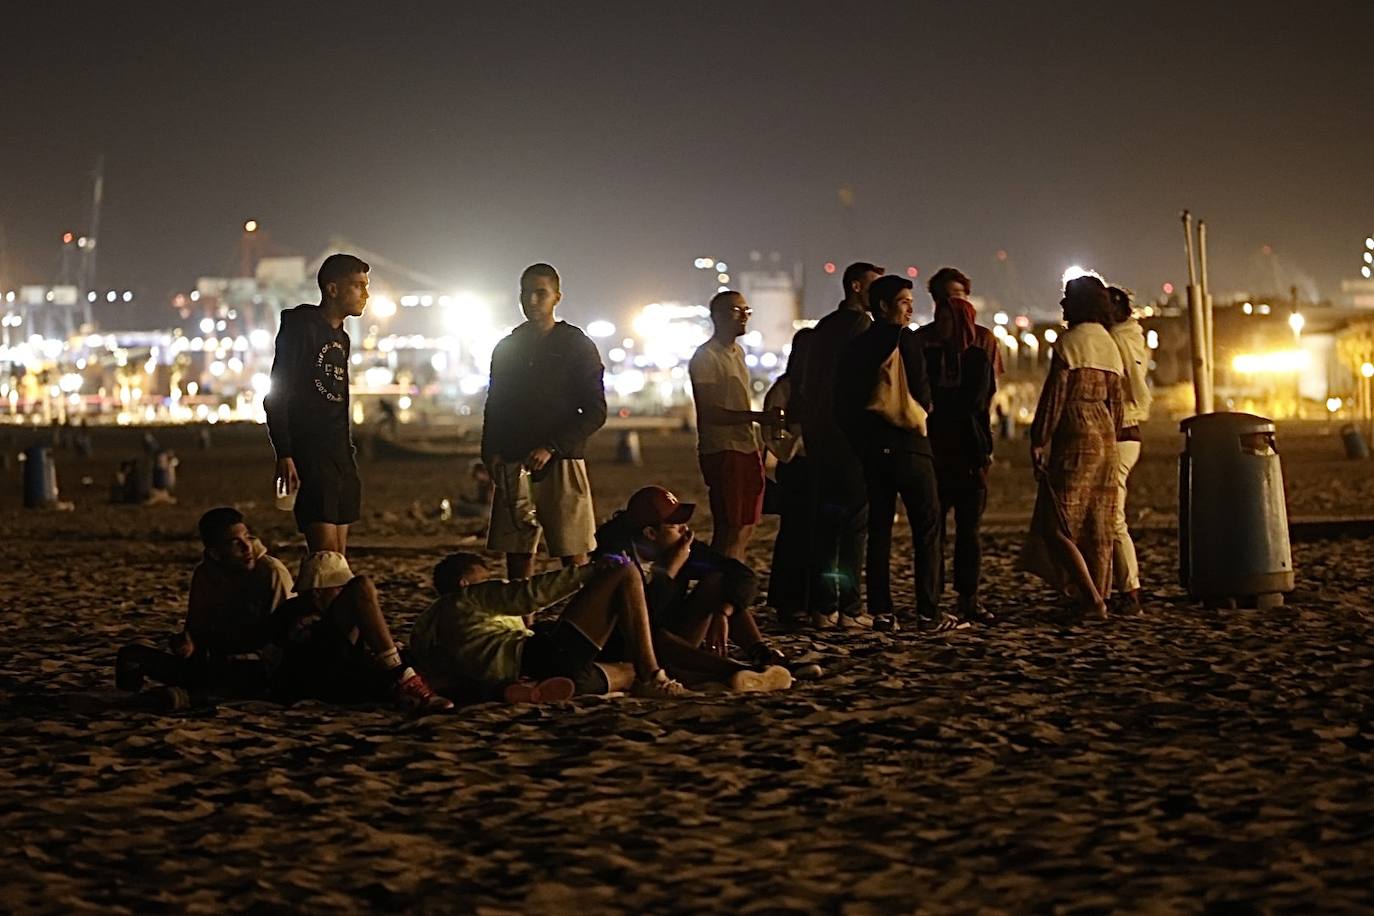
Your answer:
[275,479,297,512]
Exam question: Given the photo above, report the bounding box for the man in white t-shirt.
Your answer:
[688,290,781,561]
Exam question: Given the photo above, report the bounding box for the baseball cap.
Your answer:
[297,551,354,591]
[624,486,695,528]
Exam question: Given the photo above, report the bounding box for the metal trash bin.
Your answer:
[20,445,60,508]
[1179,412,1294,608]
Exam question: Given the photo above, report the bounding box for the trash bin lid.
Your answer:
[1180,411,1276,437]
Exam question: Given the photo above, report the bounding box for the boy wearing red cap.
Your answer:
[592,486,792,688]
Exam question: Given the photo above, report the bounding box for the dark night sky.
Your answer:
[2,0,1371,326]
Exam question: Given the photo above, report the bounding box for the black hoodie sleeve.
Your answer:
[264,310,301,461]
[547,332,607,456]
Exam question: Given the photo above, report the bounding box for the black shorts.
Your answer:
[520,620,609,695]
[293,452,362,528]
[274,620,384,703]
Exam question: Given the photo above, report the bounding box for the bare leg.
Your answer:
[304,523,345,555]
[1047,531,1106,617]
[322,575,402,657]
[506,552,535,579]
[559,565,661,681]
[711,524,756,562]
[653,629,749,685]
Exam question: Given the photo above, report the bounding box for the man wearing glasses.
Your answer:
[688,290,781,562]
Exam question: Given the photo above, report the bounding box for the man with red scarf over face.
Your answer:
[912,267,1000,624]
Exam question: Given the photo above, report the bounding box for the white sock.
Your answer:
[378,646,402,670]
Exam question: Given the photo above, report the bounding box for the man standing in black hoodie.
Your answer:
[266,253,370,555]
[482,263,607,580]
[837,275,967,633]
[791,261,882,629]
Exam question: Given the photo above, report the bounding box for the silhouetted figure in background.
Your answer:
[913,267,1000,624]
[838,275,965,633]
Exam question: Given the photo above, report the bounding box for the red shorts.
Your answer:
[698,450,765,528]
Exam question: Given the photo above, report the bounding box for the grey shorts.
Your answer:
[486,459,597,558]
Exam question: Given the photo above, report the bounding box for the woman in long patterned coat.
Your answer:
[1021,276,1124,620]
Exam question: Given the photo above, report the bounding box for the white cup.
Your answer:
[275,479,297,511]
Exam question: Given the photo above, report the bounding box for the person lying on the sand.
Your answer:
[592,486,793,685]
[115,506,292,697]
[269,551,453,712]
[412,552,745,700]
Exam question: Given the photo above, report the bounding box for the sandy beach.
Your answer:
[2,421,1373,912]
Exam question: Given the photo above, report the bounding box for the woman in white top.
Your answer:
[1107,286,1153,615]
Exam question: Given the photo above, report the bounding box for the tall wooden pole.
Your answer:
[1182,211,1211,414]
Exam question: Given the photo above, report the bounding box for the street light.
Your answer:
[1288,312,1305,335]
[244,220,258,233]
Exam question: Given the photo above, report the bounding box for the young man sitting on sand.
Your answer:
[412,550,790,701]
[270,551,453,712]
[115,506,293,698]
[593,486,795,687]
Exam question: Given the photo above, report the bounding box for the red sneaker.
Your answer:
[392,668,454,712]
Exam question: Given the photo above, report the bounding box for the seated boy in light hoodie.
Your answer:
[115,506,292,697]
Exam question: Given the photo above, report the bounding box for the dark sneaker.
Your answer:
[872,614,900,633]
[917,612,972,634]
[393,668,455,712]
[957,597,996,625]
[156,686,193,712]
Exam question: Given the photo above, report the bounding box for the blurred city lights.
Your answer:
[1363,362,1374,379]
[1327,397,1343,413]
[1288,312,1305,334]
[586,320,616,339]
[1232,350,1310,374]
[1044,328,1059,344]
[370,296,397,319]
[1162,282,1175,295]
[823,262,836,274]
[1062,265,1098,286]
[244,220,258,232]
[906,266,919,278]
[1146,329,1158,349]
[993,312,1009,326]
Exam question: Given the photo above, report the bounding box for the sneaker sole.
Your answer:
[503,677,576,704]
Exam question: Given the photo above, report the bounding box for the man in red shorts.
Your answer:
[688,290,781,561]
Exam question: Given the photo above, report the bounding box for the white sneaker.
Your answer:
[729,665,793,693]
[630,669,692,699]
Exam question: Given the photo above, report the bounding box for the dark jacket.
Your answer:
[836,321,934,457]
[911,339,996,473]
[593,513,758,612]
[265,304,353,462]
[792,304,871,456]
[481,321,607,461]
